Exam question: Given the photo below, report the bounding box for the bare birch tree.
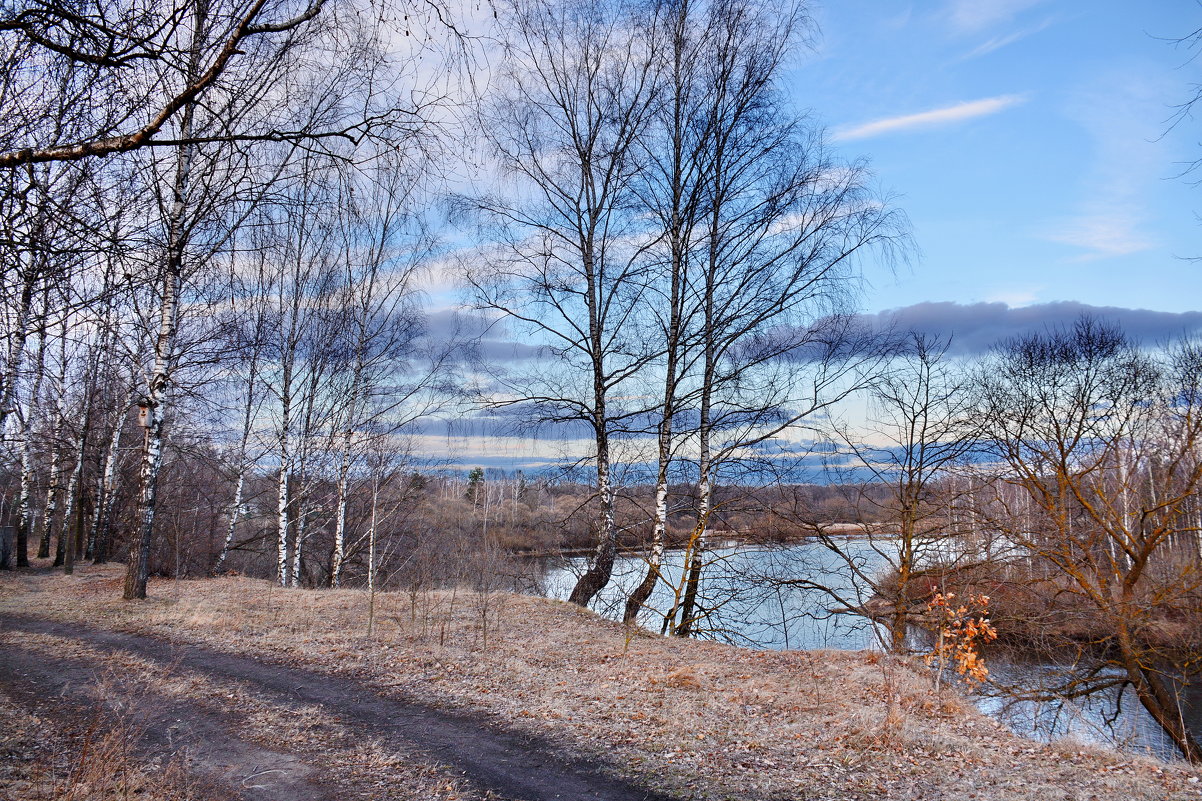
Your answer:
[621,0,710,624]
[627,0,904,637]
[327,148,440,587]
[466,0,662,607]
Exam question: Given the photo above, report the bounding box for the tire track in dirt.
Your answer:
[0,614,678,801]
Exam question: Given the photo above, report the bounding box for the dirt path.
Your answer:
[0,614,677,801]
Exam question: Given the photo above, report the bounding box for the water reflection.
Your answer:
[542,542,884,650]
[540,541,1199,761]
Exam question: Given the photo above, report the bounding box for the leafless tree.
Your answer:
[324,146,444,587]
[0,0,410,170]
[976,318,1202,763]
[634,0,904,637]
[620,0,711,624]
[464,0,662,608]
[768,332,978,653]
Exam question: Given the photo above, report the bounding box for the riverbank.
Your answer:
[883,562,1202,653]
[2,564,1200,800]
[515,522,873,559]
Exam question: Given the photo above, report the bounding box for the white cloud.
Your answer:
[946,0,1046,34]
[959,16,1056,60]
[984,288,1042,307]
[1040,68,1172,261]
[832,95,1026,141]
[1043,207,1156,260]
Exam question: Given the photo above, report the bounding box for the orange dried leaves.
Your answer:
[924,592,998,686]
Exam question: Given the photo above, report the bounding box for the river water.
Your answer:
[539,540,1201,761]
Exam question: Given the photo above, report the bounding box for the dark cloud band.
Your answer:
[866,301,1202,355]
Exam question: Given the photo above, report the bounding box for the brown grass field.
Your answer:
[2,563,1201,800]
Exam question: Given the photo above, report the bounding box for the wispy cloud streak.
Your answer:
[833,95,1026,141]
[959,16,1055,59]
[946,0,1046,34]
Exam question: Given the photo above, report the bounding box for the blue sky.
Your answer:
[427,0,1202,474]
[798,0,1200,317]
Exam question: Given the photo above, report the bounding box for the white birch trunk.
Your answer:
[291,500,305,588]
[331,270,371,588]
[275,329,296,586]
[15,414,35,567]
[122,0,204,599]
[14,328,47,567]
[60,450,82,568]
[566,246,618,608]
[367,478,379,635]
[38,346,67,560]
[674,195,720,637]
[124,240,182,597]
[0,265,38,437]
[39,438,60,559]
[90,409,124,563]
[330,428,353,588]
[213,471,243,574]
[277,440,291,586]
[216,294,262,574]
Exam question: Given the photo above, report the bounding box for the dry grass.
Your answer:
[1,629,485,801]
[0,680,229,801]
[4,563,1202,801]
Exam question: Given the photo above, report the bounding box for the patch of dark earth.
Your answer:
[0,614,680,801]
[0,644,342,801]
[0,674,241,801]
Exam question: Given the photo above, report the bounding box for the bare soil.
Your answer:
[3,563,1202,800]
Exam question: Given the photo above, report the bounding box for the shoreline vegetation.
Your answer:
[515,521,882,558]
[870,560,1202,654]
[3,564,1202,801]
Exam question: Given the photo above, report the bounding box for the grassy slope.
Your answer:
[2,563,1200,801]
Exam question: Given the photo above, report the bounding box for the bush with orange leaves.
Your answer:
[924,592,998,692]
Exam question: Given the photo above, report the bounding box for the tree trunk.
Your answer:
[291,497,306,588]
[367,477,379,636]
[91,407,125,564]
[624,25,691,622]
[15,420,34,568]
[213,471,243,575]
[330,433,353,588]
[674,469,710,637]
[674,226,717,638]
[626,305,682,622]
[568,246,618,608]
[53,457,74,568]
[14,314,49,569]
[0,267,38,437]
[568,449,617,607]
[277,457,292,587]
[38,373,65,559]
[625,476,670,624]
[124,391,168,600]
[890,498,916,654]
[124,141,193,600]
[61,446,84,574]
[1118,625,1202,763]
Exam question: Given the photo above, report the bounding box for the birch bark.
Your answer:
[14,318,47,568]
[123,21,201,598]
